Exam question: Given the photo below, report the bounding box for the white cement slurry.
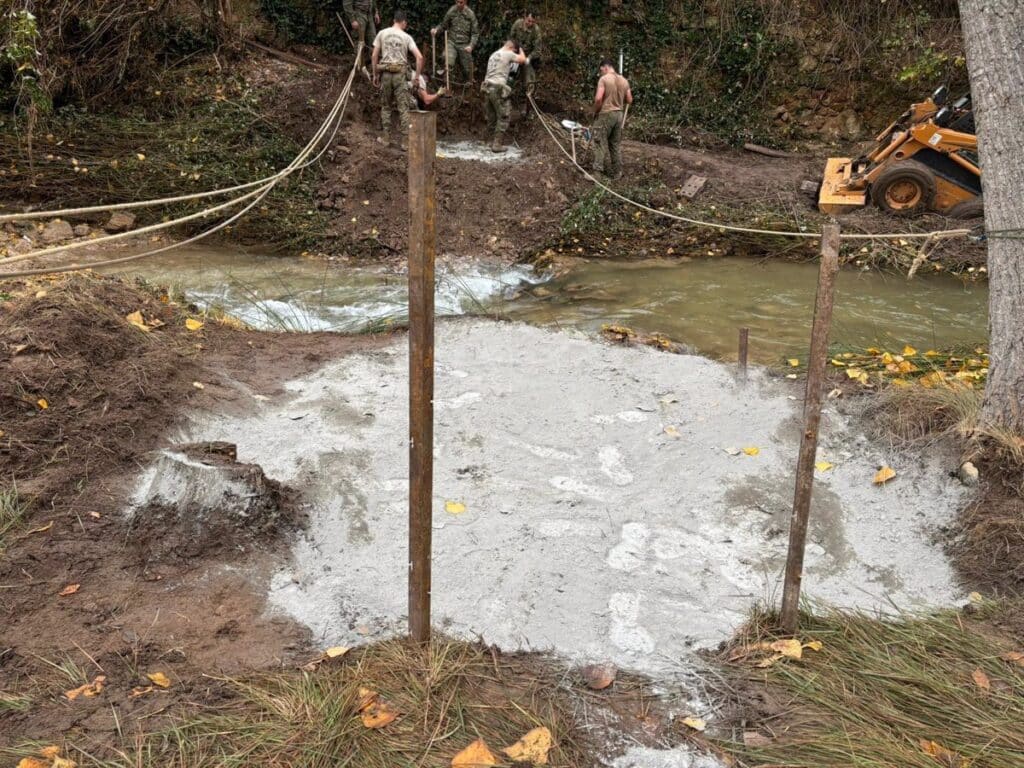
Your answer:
[184,320,965,677]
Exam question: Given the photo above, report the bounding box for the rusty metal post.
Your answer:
[408,111,437,644]
[737,327,749,378]
[780,223,840,634]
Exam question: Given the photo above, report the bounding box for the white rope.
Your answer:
[528,95,972,244]
[0,47,362,279]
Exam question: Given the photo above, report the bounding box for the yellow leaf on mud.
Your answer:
[770,638,803,659]
[58,583,80,596]
[881,352,895,364]
[903,345,918,356]
[873,466,897,485]
[192,381,205,390]
[682,716,707,731]
[16,758,50,768]
[815,461,834,472]
[65,675,106,700]
[845,367,868,383]
[971,668,990,691]
[185,318,204,331]
[924,349,940,357]
[147,672,171,688]
[445,500,466,515]
[1000,651,1024,667]
[787,358,799,367]
[866,347,882,355]
[125,311,150,332]
[452,738,498,767]
[37,398,49,410]
[38,748,61,760]
[830,358,846,367]
[28,521,54,534]
[503,727,553,764]
[136,153,146,161]
[360,699,398,728]
[742,446,760,456]
[356,687,378,711]
[664,425,681,438]
[803,640,823,652]
[325,646,349,658]
[53,757,77,768]
[920,739,969,767]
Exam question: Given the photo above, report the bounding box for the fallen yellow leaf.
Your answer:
[453,738,498,767]
[16,759,50,768]
[192,381,205,390]
[360,699,398,728]
[38,747,61,760]
[803,639,823,652]
[65,675,106,700]
[37,398,49,410]
[815,461,834,472]
[664,425,681,437]
[924,349,940,357]
[1000,651,1024,667]
[130,686,156,697]
[503,727,553,764]
[681,716,707,731]
[771,638,803,659]
[445,500,466,515]
[787,358,799,367]
[53,757,77,768]
[920,739,969,767]
[125,310,150,332]
[147,672,171,688]
[873,466,897,485]
[185,318,204,331]
[326,646,349,658]
[903,345,918,356]
[971,667,990,691]
[58,583,80,596]
[742,446,760,456]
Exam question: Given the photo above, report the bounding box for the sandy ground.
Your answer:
[158,320,967,687]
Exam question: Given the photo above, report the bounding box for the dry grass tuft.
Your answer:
[718,605,1024,768]
[867,380,982,446]
[90,637,591,768]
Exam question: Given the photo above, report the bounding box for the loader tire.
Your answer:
[870,160,937,216]
[947,197,984,219]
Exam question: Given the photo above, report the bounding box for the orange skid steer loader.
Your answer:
[819,87,982,218]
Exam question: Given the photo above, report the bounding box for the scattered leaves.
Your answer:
[581,662,616,690]
[185,318,204,331]
[873,465,897,485]
[58,583,80,596]
[452,739,498,767]
[147,672,171,688]
[681,716,707,731]
[65,675,106,700]
[17,748,76,768]
[356,687,398,729]
[125,310,150,332]
[503,727,553,764]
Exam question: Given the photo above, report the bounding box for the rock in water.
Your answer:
[104,211,136,232]
[958,461,980,487]
[73,224,91,237]
[41,219,74,244]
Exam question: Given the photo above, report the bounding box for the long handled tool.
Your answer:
[444,31,450,91]
[432,36,437,77]
[622,103,630,130]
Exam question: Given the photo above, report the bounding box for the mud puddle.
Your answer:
[109,248,987,362]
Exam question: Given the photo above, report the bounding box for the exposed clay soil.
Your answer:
[0,273,393,750]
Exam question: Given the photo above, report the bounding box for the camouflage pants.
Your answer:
[592,110,623,178]
[445,39,474,82]
[521,59,537,95]
[380,70,410,137]
[483,82,512,137]
[351,11,376,49]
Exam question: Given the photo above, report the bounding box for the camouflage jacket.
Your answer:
[438,5,479,47]
[343,0,375,17]
[510,18,541,57]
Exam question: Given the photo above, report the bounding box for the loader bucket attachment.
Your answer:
[818,157,867,214]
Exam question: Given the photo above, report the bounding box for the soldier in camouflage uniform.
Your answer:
[372,11,424,150]
[509,10,541,113]
[482,40,527,152]
[343,0,380,50]
[431,0,479,83]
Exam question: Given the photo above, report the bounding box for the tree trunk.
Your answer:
[959,0,1024,432]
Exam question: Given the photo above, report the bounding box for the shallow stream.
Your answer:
[110,247,987,362]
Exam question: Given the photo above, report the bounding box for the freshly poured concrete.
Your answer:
[183,320,964,675]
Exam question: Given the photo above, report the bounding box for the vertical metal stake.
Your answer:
[570,128,577,165]
[408,111,437,644]
[738,327,749,378]
[780,223,841,634]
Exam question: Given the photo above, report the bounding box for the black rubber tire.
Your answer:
[870,160,937,216]
[947,197,984,219]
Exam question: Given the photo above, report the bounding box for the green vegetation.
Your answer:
[719,604,1024,768]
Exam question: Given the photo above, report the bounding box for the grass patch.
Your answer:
[92,637,589,767]
[718,605,1024,768]
[0,484,27,554]
[867,378,982,446]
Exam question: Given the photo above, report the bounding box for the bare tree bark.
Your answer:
[959,0,1024,432]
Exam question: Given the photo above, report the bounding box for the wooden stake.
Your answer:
[738,327,749,378]
[408,111,437,644]
[444,31,450,92]
[780,223,840,634]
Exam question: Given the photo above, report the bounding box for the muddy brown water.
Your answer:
[110,247,988,363]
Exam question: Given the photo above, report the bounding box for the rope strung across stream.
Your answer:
[526,94,977,245]
[0,46,363,280]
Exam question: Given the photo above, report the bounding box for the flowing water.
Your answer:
[109,247,987,362]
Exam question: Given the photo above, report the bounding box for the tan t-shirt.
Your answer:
[484,48,519,87]
[374,26,416,67]
[599,72,629,113]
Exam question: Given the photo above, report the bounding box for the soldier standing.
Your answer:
[431,0,479,84]
[482,40,528,153]
[343,0,380,51]
[591,59,633,179]
[509,10,541,113]
[371,10,424,150]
